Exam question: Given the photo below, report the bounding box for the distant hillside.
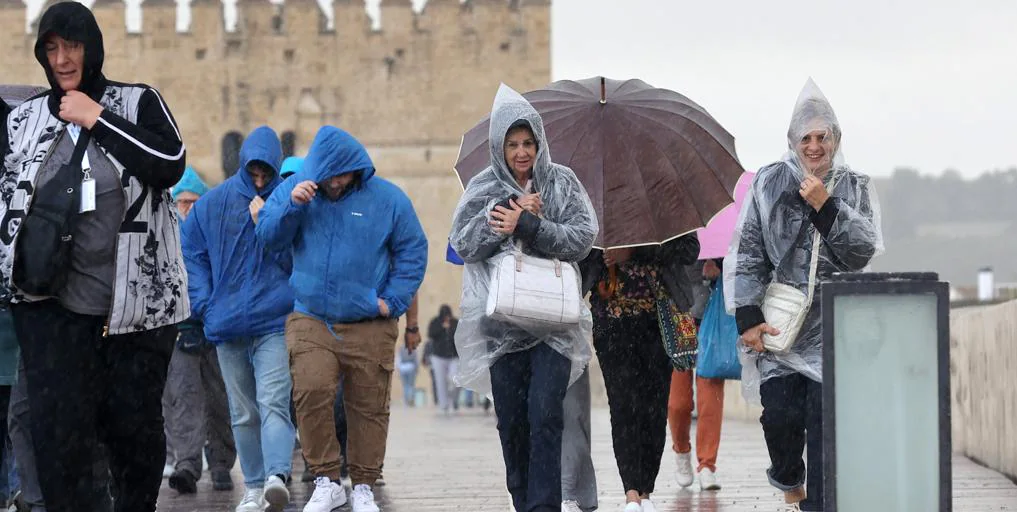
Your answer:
[869,168,1017,286]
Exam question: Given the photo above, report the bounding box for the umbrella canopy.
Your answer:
[697,170,755,259]
[1,85,46,107]
[454,77,745,250]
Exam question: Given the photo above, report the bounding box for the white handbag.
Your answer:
[761,172,838,354]
[486,242,582,326]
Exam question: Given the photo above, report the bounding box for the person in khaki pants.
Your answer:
[256,126,428,512]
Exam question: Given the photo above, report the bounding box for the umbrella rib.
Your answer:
[620,112,731,229]
[621,101,738,158]
[603,114,668,248]
[621,107,742,207]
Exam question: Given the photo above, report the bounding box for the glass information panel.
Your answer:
[833,293,940,511]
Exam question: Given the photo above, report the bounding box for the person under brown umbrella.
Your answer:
[580,236,700,512]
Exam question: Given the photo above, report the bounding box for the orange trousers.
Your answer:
[667,369,725,472]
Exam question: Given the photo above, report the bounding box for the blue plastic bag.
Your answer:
[446,241,464,266]
[696,280,742,380]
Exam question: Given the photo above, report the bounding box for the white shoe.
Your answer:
[640,498,657,512]
[699,468,721,491]
[303,477,348,512]
[562,500,582,512]
[162,463,174,479]
[263,475,290,511]
[785,504,802,512]
[675,452,694,487]
[235,488,265,512]
[350,483,380,512]
[623,503,642,512]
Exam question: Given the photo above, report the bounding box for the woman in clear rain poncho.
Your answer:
[724,80,883,512]
[449,84,597,512]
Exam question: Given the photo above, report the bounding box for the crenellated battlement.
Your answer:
[4,0,549,35]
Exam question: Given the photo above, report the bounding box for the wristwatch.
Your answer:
[405,325,419,334]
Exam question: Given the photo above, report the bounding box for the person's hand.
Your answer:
[740,323,780,352]
[404,328,421,352]
[249,196,265,223]
[291,180,317,205]
[603,247,633,266]
[378,299,390,317]
[489,199,524,235]
[59,90,104,129]
[515,193,542,216]
[703,259,721,280]
[799,174,830,211]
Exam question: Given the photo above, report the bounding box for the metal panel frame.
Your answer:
[821,277,951,512]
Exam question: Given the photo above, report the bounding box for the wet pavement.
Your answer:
[156,406,1017,511]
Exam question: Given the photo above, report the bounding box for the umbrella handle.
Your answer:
[597,265,618,300]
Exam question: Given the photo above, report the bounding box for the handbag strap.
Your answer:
[66,125,92,172]
[804,171,841,304]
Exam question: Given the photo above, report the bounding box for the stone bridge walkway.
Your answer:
[157,406,1017,511]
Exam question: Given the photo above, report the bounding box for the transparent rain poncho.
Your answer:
[449,84,598,396]
[723,79,884,399]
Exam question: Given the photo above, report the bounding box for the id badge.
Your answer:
[80,169,96,213]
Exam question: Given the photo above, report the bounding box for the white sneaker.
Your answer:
[235,488,265,512]
[303,477,348,512]
[675,452,694,487]
[785,504,802,512]
[640,498,657,512]
[263,475,290,511]
[623,503,642,512]
[699,468,721,491]
[350,484,380,512]
[562,500,582,512]
[162,463,174,479]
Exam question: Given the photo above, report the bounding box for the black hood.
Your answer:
[34,2,107,117]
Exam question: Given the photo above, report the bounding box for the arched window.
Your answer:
[222,131,244,178]
[281,131,296,158]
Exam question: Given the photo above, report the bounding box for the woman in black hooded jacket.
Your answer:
[0,3,187,511]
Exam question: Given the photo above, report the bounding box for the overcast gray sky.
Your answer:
[551,0,1017,178]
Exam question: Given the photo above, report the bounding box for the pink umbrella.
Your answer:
[697,171,755,259]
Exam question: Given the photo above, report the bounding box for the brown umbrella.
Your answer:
[454,77,745,250]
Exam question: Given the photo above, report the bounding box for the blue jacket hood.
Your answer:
[300,126,376,184]
[280,156,304,179]
[173,166,209,199]
[236,126,284,198]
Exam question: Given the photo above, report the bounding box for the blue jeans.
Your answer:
[490,343,571,512]
[217,332,295,488]
[398,367,417,406]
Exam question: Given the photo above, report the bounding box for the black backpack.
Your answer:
[12,129,89,296]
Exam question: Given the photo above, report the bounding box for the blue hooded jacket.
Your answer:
[256,126,427,324]
[182,126,295,342]
[173,167,210,332]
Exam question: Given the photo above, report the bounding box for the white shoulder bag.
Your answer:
[486,240,582,326]
[761,172,838,353]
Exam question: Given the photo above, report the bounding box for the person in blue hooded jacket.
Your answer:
[257,126,427,512]
[182,127,296,512]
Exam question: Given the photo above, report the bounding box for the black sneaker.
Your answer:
[211,470,234,491]
[168,469,198,494]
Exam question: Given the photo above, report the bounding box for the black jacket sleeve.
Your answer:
[90,88,186,189]
[1,102,10,162]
